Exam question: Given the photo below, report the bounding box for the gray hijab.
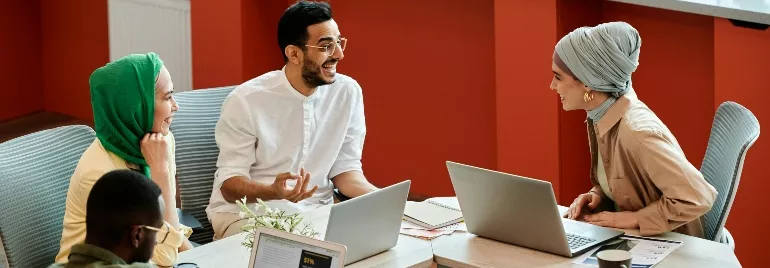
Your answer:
[554,21,641,98]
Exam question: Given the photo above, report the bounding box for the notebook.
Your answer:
[403,197,464,230]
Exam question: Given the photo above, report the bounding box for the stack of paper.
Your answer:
[402,198,464,230]
[400,198,467,240]
[399,221,467,240]
[399,229,455,240]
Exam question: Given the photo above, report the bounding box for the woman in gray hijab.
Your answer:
[552,22,717,238]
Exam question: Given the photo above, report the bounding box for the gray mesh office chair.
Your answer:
[700,101,759,250]
[0,125,95,268]
[170,86,235,244]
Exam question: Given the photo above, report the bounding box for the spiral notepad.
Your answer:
[403,199,464,230]
[424,198,461,212]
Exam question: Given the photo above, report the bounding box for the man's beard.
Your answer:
[302,59,337,88]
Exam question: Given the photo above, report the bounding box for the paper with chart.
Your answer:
[573,235,683,268]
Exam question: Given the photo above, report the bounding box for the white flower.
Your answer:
[237,197,318,249]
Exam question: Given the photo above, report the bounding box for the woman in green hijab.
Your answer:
[56,52,193,266]
[552,22,716,238]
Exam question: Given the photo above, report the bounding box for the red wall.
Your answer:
[603,2,715,168]
[241,0,285,81]
[333,0,497,196]
[190,1,766,265]
[191,0,245,88]
[0,0,43,122]
[5,0,757,264]
[193,0,497,196]
[714,18,770,267]
[40,0,110,121]
[556,0,603,204]
[494,0,561,198]
[191,0,285,89]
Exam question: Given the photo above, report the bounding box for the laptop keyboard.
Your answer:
[566,233,596,249]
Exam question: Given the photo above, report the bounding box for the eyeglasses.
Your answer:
[141,225,163,232]
[135,225,169,244]
[305,38,347,57]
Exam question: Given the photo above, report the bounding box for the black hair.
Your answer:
[85,169,162,247]
[277,0,333,62]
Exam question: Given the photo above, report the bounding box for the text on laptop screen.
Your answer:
[253,233,342,268]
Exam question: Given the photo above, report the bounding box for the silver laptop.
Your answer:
[324,180,411,265]
[446,161,623,257]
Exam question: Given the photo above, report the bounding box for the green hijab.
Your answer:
[89,52,164,178]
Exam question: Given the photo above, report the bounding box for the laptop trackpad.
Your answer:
[563,218,623,241]
[563,219,603,236]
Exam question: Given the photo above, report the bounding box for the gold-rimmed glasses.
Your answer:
[305,37,347,56]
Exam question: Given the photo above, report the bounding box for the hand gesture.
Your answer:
[270,168,318,203]
[140,133,169,171]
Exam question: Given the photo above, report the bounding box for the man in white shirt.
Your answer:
[206,0,379,240]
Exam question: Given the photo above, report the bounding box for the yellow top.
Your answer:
[56,133,190,267]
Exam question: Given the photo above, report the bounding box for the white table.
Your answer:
[177,205,434,268]
[178,199,741,268]
[431,205,741,268]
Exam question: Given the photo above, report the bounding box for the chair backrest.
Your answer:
[0,125,95,268]
[700,102,760,241]
[170,86,235,244]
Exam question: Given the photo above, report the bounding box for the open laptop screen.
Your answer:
[252,232,343,268]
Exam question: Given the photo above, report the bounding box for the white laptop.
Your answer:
[446,161,623,257]
[248,226,347,268]
[324,180,411,265]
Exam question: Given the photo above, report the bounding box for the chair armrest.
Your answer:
[334,188,351,202]
[177,208,203,230]
[719,227,735,251]
[334,188,429,202]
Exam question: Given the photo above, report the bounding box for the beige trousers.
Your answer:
[211,212,248,241]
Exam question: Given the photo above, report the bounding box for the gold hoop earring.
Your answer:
[583,92,594,103]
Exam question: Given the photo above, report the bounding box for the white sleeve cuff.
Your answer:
[329,160,363,179]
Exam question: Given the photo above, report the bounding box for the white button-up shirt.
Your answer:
[206,68,366,218]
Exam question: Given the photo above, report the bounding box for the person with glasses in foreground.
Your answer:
[207,0,379,240]
[50,170,166,268]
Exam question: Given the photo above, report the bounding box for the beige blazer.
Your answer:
[587,96,717,238]
[56,133,187,267]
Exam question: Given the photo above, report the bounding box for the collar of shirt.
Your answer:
[67,244,129,265]
[279,65,320,102]
[594,95,632,138]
